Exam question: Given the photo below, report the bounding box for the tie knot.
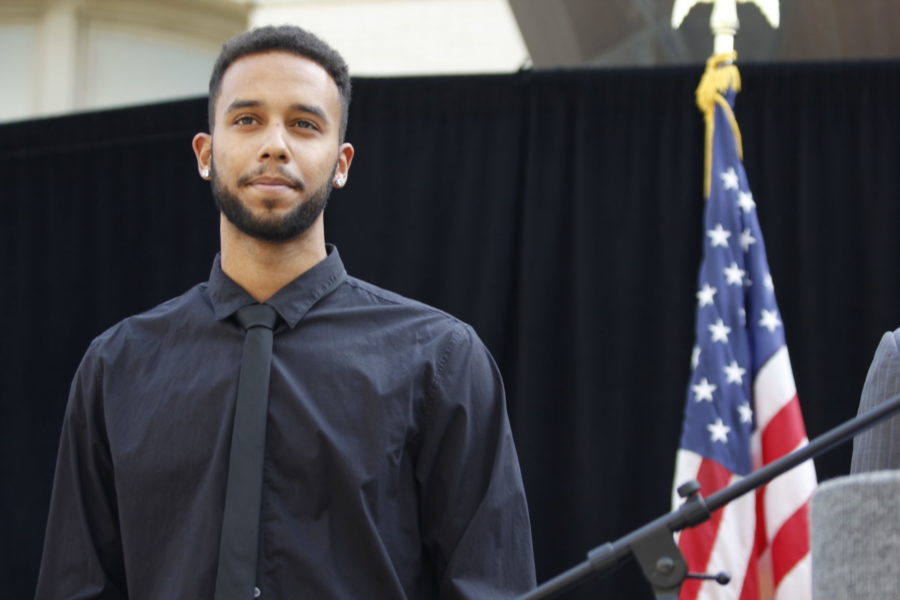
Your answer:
[235,304,278,332]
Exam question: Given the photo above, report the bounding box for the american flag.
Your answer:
[672,71,817,599]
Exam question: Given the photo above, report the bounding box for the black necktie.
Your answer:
[215,304,279,600]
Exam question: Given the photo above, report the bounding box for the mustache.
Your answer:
[235,165,305,191]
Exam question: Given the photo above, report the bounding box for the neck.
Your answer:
[219,215,327,302]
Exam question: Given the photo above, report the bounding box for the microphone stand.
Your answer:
[516,393,900,600]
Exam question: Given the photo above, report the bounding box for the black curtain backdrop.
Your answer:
[4,61,900,599]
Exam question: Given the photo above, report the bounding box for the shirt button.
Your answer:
[253,587,261,598]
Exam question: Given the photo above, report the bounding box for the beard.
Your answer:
[211,161,335,243]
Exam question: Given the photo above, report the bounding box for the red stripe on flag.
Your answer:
[760,395,806,465]
[738,488,767,600]
[753,484,769,555]
[770,502,810,588]
[678,458,732,600]
[738,532,762,600]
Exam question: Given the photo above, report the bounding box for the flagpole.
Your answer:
[668,5,810,600]
[671,0,781,56]
[710,0,738,55]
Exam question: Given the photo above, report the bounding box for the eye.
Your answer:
[292,119,320,131]
[234,115,258,126]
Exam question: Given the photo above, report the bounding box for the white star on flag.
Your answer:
[764,273,774,290]
[691,345,701,369]
[759,309,782,332]
[724,360,746,384]
[696,283,717,307]
[707,418,731,443]
[692,377,717,402]
[723,262,745,285]
[739,228,757,252]
[738,402,753,424]
[708,318,731,343]
[720,167,739,190]
[707,224,732,247]
[737,190,756,212]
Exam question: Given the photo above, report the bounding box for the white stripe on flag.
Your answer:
[696,474,754,600]
[672,449,704,509]
[753,347,796,431]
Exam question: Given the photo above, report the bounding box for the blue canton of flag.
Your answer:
[681,89,783,476]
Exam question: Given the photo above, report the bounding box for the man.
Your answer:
[35,25,535,599]
[851,329,900,472]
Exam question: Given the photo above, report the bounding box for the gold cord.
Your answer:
[696,52,743,198]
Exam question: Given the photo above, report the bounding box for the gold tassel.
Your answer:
[696,52,743,198]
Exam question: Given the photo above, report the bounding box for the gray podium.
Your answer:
[812,470,900,599]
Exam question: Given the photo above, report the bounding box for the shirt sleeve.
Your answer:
[416,324,536,599]
[35,342,128,600]
[851,329,900,473]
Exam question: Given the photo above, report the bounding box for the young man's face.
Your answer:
[194,51,353,242]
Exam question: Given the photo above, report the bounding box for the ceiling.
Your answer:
[509,0,900,67]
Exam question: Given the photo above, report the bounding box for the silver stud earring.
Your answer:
[334,176,345,187]
[201,168,210,179]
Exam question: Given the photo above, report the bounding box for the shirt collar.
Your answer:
[206,244,347,328]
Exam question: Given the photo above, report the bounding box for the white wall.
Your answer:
[0,22,40,122]
[80,21,220,111]
[249,0,529,76]
[0,0,529,123]
[0,0,248,123]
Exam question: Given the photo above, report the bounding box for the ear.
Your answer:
[332,142,355,188]
[192,132,212,179]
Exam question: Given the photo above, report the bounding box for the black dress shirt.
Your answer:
[35,246,535,599]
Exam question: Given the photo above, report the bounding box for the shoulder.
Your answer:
[852,329,900,472]
[888,328,900,352]
[858,328,900,410]
[340,276,454,315]
[335,275,490,368]
[865,329,900,373]
[340,276,475,336]
[87,283,208,361]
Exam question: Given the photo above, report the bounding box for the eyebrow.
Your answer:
[291,103,330,126]
[224,99,330,126]
[225,99,262,113]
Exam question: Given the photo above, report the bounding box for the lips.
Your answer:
[250,176,295,188]
[236,168,305,193]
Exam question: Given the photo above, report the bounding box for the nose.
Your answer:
[258,124,289,163]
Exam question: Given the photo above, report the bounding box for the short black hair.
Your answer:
[207,25,351,140]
